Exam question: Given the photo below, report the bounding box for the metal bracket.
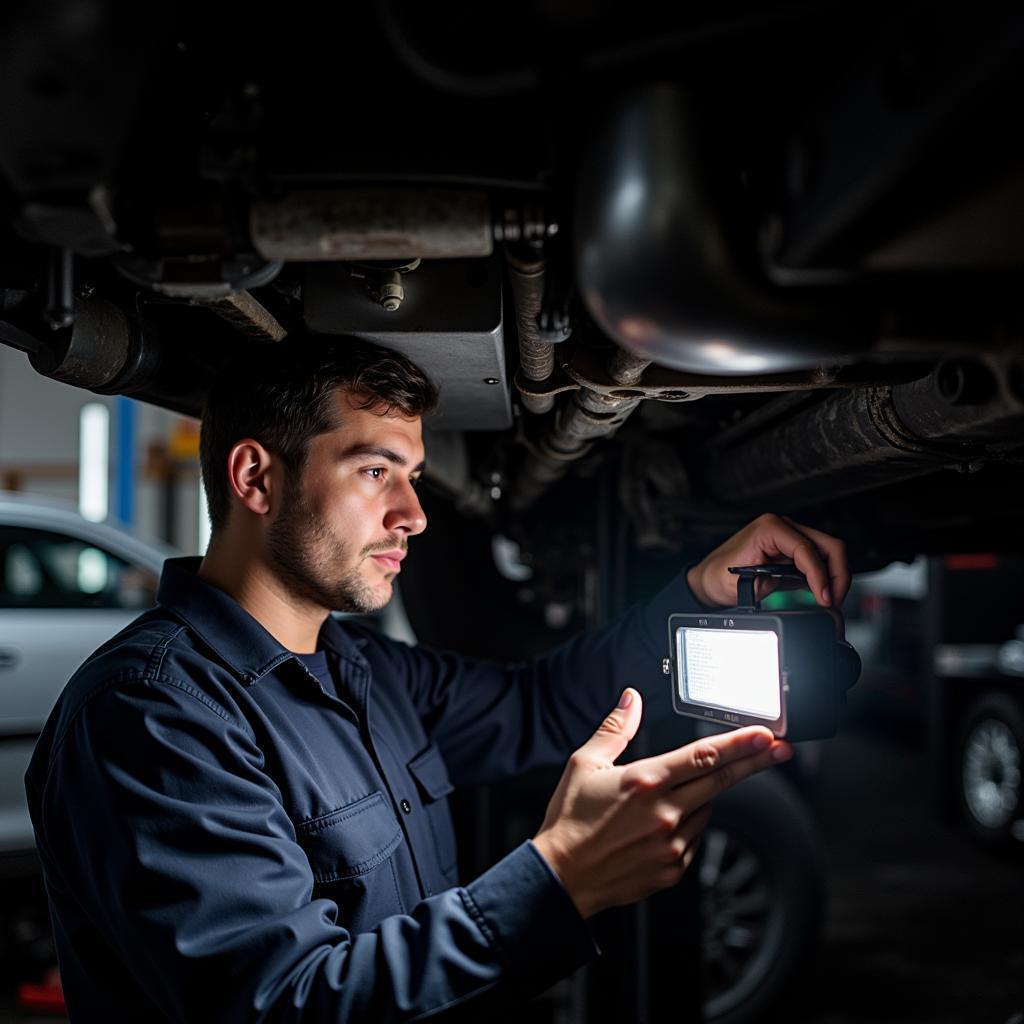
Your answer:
[514,349,918,405]
[729,563,808,609]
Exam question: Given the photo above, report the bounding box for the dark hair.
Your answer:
[199,336,438,533]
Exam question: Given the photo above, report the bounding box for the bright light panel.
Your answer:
[198,478,211,554]
[79,403,109,523]
[677,627,781,720]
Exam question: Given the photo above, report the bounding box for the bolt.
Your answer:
[44,308,73,331]
[44,248,74,331]
[379,271,404,312]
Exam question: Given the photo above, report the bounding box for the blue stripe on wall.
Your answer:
[116,395,136,525]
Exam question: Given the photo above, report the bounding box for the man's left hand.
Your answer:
[686,513,851,610]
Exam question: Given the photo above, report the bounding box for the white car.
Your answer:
[0,492,175,875]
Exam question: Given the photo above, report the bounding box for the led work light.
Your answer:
[665,565,861,741]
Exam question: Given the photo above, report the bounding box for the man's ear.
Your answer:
[226,439,278,517]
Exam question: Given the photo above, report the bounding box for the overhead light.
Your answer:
[79,403,109,523]
[198,479,212,555]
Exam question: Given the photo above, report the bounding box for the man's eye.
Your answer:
[364,467,386,481]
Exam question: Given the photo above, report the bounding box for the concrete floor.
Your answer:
[2,697,1021,1023]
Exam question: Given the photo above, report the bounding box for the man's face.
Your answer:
[266,389,427,614]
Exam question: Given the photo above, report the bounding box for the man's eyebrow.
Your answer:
[338,444,426,473]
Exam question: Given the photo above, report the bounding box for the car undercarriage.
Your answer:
[4,7,1024,1021]
[2,0,1023,570]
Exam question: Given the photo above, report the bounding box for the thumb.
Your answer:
[581,688,643,766]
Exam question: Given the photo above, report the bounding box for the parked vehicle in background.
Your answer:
[843,557,929,715]
[0,492,173,875]
[929,555,1024,852]
[841,554,1024,853]
[0,494,171,993]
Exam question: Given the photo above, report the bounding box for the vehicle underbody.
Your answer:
[2,0,1023,571]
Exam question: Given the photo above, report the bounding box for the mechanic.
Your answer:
[25,338,850,1021]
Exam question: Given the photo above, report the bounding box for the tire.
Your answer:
[698,771,826,1024]
[956,691,1024,852]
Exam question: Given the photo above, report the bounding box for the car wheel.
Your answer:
[957,691,1024,851]
[698,771,826,1024]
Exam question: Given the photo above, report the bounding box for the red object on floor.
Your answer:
[16,965,67,1015]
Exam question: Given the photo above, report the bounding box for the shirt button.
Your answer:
[400,799,412,815]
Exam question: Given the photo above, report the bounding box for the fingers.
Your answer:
[691,512,851,609]
[753,515,831,607]
[675,803,712,854]
[781,516,852,606]
[745,513,847,608]
[664,740,792,819]
[660,804,713,874]
[578,687,644,767]
[639,725,779,789]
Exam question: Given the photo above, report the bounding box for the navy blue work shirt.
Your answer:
[25,556,699,1021]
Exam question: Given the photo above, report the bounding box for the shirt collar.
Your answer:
[155,556,368,686]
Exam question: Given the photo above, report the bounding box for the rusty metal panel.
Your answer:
[251,189,492,262]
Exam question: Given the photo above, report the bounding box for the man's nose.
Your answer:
[384,480,427,536]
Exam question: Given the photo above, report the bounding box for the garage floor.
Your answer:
[2,698,1021,1023]
[781,698,1024,1024]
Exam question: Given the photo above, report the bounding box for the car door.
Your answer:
[0,524,159,858]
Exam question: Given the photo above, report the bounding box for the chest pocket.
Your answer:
[407,743,458,883]
[294,792,404,929]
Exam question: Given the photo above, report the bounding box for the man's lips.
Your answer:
[369,550,406,573]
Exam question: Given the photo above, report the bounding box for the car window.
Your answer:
[0,525,158,610]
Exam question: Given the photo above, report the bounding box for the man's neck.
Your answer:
[198,535,328,654]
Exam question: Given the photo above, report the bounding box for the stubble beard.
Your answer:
[267,481,393,615]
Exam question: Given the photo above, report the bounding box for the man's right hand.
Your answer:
[532,688,793,920]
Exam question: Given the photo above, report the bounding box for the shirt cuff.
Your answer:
[462,840,598,985]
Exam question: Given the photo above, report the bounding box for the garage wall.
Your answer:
[0,346,204,554]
